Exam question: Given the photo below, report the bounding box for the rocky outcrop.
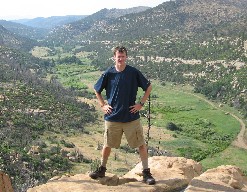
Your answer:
[185,165,247,192]
[123,156,202,191]
[26,156,247,192]
[0,171,14,192]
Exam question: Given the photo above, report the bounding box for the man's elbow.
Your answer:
[94,89,99,94]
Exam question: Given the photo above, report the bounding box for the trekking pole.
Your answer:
[146,80,151,148]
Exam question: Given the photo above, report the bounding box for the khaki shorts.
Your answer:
[104,119,145,148]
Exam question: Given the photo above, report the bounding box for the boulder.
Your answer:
[185,165,247,192]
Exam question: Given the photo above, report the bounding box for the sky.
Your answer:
[0,0,167,20]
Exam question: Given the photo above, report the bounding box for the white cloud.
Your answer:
[0,0,166,20]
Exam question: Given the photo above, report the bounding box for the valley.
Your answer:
[0,0,247,191]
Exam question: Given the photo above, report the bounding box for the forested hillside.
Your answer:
[43,6,151,46]
[0,47,96,191]
[42,0,247,45]
[0,20,48,40]
[0,25,38,51]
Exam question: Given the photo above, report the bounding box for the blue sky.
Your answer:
[0,0,167,20]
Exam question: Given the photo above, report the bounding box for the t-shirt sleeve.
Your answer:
[94,73,107,93]
[136,70,150,91]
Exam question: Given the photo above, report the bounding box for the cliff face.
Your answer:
[26,156,247,192]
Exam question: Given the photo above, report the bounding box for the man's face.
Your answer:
[114,51,127,65]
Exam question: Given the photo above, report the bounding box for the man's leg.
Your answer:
[139,144,156,185]
[101,146,111,167]
[139,144,148,169]
[89,146,111,179]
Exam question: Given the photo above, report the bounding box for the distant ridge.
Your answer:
[11,15,88,29]
[0,20,48,39]
[10,6,150,29]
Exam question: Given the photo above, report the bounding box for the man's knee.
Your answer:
[139,144,147,151]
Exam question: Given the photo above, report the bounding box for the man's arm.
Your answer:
[94,89,112,114]
[94,89,106,107]
[129,84,152,113]
[140,84,152,104]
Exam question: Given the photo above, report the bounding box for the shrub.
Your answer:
[166,122,181,131]
[60,140,75,148]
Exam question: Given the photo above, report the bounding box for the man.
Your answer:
[89,46,155,185]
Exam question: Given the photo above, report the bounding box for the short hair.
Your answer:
[113,46,127,56]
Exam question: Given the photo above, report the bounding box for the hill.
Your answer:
[43,6,151,46]
[43,0,247,45]
[0,20,48,40]
[0,24,38,51]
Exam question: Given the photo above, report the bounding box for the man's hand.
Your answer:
[129,103,143,113]
[102,104,113,114]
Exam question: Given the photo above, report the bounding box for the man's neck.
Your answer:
[115,63,126,72]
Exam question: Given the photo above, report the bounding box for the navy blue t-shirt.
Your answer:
[94,65,150,122]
